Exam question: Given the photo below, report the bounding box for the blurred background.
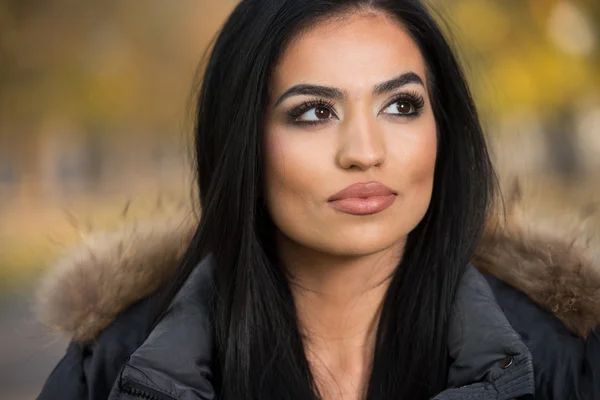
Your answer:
[0,0,598,398]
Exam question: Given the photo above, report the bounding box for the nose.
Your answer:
[336,113,386,170]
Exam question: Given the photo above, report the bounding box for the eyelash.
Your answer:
[384,91,425,118]
[287,99,337,125]
[286,91,426,126]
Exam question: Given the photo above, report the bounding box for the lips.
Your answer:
[328,181,396,215]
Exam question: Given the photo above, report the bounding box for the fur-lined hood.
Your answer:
[34,188,600,343]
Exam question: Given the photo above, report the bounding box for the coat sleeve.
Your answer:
[531,325,600,400]
[37,336,139,400]
[574,327,600,399]
[37,341,88,400]
[37,337,137,400]
[37,296,155,400]
[484,273,600,400]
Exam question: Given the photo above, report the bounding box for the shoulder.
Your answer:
[473,195,600,399]
[107,256,216,400]
[483,273,600,399]
[38,252,216,400]
[38,294,155,400]
[35,213,196,399]
[37,252,216,400]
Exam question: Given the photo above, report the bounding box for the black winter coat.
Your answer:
[35,205,600,399]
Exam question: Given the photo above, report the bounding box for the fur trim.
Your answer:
[473,182,600,339]
[34,211,196,343]
[35,185,600,342]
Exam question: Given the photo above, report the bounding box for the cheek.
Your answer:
[264,122,337,201]
[264,129,312,199]
[263,125,341,253]
[411,127,437,185]
[388,117,437,185]
[385,116,437,227]
[264,129,309,248]
[413,125,437,196]
[263,127,322,218]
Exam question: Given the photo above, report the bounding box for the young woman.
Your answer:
[37,0,600,399]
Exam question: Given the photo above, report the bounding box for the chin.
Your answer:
[310,228,407,257]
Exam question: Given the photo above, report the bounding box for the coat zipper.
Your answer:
[120,379,178,400]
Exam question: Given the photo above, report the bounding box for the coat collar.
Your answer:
[114,255,217,400]
[35,186,600,343]
[109,258,534,399]
[443,266,534,396]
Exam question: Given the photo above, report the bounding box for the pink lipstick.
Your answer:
[328,181,396,215]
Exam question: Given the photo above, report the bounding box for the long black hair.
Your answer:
[150,1,497,399]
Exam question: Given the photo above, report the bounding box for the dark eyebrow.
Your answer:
[274,71,425,107]
[275,85,346,106]
[372,72,425,95]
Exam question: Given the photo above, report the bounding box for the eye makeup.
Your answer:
[380,90,425,119]
[285,99,338,126]
[284,90,426,127]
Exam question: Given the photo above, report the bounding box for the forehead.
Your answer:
[271,12,428,95]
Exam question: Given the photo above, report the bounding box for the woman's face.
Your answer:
[264,12,437,257]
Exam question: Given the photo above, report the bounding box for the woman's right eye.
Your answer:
[288,100,337,125]
[297,106,333,122]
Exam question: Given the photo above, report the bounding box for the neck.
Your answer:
[276,232,404,399]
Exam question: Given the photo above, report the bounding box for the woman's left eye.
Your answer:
[382,101,415,115]
[380,94,425,117]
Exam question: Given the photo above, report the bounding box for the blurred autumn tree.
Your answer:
[440,0,599,178]
[445,0,599,112]
[0,0,235,136]
[0,0,236,198]
[0,0,598,190]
